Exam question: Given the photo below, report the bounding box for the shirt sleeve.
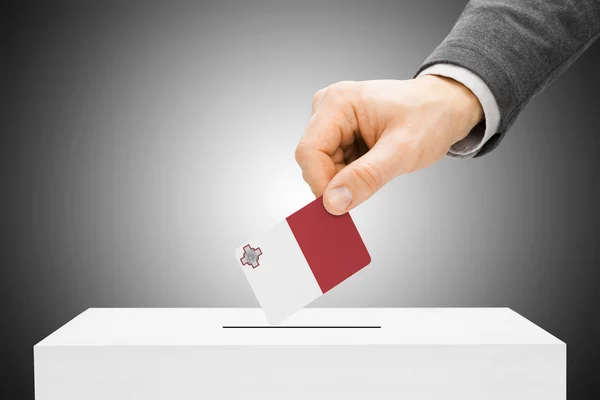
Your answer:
[415,0,600,157]
[417,64,500,159]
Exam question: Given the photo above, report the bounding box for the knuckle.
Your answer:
[328,96,346,112]
[301,166,310,183]
[351,161,384,192]
[327,81,354,97]
[324,114,344,134]
[294,141,309,165]
[323,81,360,115]
[312,88,326,104]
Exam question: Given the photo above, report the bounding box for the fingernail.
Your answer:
[327,186,352,212]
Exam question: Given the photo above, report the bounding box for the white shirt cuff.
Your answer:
[418,64,500,158]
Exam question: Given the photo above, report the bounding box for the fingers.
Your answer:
[311,88,326,115]
[296,146,337,197]
[322,134,403,215]
[296,83,359,197]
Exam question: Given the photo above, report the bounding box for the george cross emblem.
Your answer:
[240,244,262,269]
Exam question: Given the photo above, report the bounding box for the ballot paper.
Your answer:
[235,197,371,324]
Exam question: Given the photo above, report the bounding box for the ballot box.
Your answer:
[34,308,565,399]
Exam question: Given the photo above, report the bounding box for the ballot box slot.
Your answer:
[222,325,381,329]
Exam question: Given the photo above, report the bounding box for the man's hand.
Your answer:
[295,76,484,215]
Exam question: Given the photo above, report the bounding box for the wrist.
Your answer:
[419,74,484,143]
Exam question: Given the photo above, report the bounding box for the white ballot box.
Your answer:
[34,308,565,399]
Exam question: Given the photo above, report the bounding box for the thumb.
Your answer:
[322,136,402,215]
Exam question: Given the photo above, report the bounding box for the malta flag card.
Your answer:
[235,197,371,324]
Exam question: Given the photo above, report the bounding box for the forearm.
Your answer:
[417,0,600,156]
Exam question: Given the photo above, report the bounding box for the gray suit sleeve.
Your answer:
[416,0,600,157]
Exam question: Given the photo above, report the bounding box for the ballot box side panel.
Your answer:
[34,344,565,400]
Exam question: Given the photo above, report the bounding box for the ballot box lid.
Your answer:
[35,308,563,347]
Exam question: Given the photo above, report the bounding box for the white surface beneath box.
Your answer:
[34,308,565,399]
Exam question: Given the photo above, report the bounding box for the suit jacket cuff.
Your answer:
[417,64,500,158]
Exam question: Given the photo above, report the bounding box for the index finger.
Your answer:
[295,145,337,197]
[295,98,350,196]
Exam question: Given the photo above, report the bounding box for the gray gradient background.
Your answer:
[3,0,599,398]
